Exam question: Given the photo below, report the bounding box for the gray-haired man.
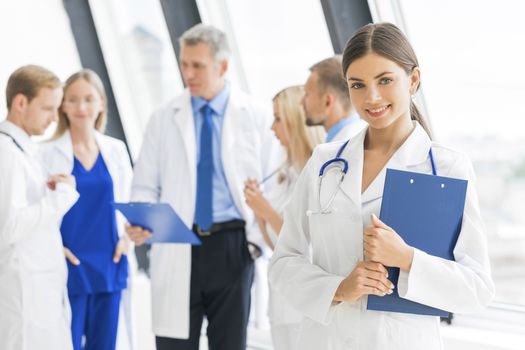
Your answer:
[127,24,280,349]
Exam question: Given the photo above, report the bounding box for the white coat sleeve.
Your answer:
[397,154,495,313]
[0,148,79,246]
[269,153,345,325]
[131,112,162,203]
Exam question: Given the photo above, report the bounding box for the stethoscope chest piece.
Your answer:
[307,140,350,216]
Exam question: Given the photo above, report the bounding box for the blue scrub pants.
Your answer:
[69,291,121,350]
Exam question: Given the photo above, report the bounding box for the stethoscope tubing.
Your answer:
[311,140,437,215]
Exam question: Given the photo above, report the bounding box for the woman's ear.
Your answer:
[409,66,421,94]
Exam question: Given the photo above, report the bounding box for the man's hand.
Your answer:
[125,223,152,246]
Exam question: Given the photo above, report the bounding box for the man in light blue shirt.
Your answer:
[303,56,367,142]
[128,24,279,350]
[190,82,243,223]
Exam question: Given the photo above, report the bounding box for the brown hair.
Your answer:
[5,65,61,110]
[342,22,432,138]
[309,55,352,111]
[53,69,107,139]
[273,85,325,171]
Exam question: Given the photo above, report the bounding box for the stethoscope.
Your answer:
[306,140,437,216]
[0,131,24,153]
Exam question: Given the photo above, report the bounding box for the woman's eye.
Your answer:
[380,78,393,85]
[350,82,364,89]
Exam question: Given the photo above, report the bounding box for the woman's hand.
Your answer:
[64,247,80,266]
[364,214,414,271]
[113,235,130,263]
[243,178,273,219]
[333,261,394,303]
[125,223,152,246]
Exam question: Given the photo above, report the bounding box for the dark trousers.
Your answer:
[156,227,254,350]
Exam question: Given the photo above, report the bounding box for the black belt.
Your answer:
[192,219,246,237]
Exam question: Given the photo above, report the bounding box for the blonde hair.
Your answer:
[53,69,107,139]
[273,85,325,171]
[6,65,61,110]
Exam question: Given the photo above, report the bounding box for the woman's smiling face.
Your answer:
[345,52,420,131]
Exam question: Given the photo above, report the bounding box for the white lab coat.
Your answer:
[131,87,281,338]
[0,120,79,350]
[40,130,135,349]
[269,123,495,350]
[265,165,303,350]
[330,114,367,143]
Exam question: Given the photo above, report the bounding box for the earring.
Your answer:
[411,94,416,100]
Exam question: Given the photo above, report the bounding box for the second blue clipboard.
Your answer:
[114,202,201,245]
[366,168,467,317]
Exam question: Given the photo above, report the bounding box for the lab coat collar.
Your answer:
[48,129,120,168]
[360,122,433,204]
[170,89,197,192]
[169,86,250,198]
[391,122,432,167]
[337,127,366,208]
[0,120,37,156]
[169,86,251,220]
[50,131,73,161]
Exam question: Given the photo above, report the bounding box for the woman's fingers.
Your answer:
[113,247,122,263]
[360,261,394,294]
[360,285,390,297]
[371,213,391,230]
[64,247,80,265]
[362,275,394,294]
[363,261,387,275]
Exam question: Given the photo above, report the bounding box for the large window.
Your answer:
[197,0,334,103]
[89,0,184,158]
[372,0,525,310]
[0,0,81,135]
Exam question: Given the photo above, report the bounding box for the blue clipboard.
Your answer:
[113,202,201,245]
[366,168,467,316]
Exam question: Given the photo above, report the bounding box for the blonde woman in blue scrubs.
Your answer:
[41,69,133,350]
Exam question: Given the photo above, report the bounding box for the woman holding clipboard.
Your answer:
[269,23,494,349]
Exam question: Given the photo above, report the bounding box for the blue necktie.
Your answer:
[194,103,214,230]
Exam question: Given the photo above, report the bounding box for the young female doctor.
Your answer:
[269,23,494,350]
[40,69,134,350]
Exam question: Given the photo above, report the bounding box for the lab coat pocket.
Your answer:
[26,271,64,328]
[381,312,441,350]
[307,196,363,272]
[296,317,335,349]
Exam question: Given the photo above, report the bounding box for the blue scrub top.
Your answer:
[61,153,128,295]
